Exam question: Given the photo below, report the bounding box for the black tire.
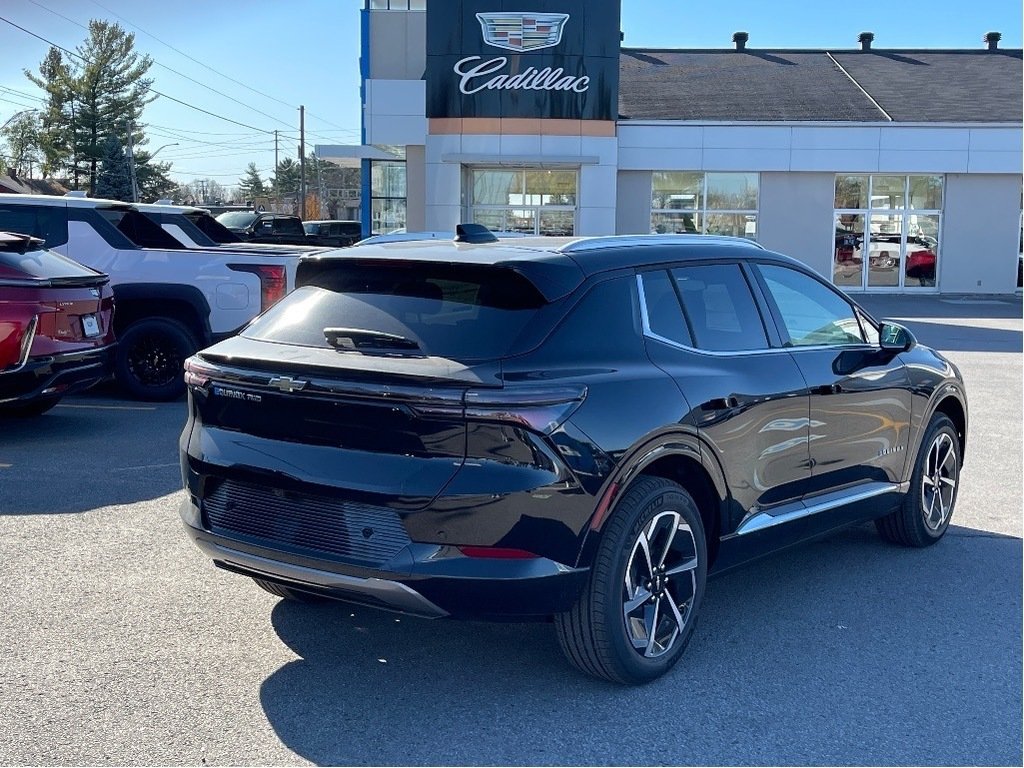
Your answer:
[0,396,61,417]
[555,476,708,684]
[114,318,196,401]
[876,414,960,547]
[252,578,328,603]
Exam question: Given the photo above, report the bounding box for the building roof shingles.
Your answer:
[618,48,1023,123]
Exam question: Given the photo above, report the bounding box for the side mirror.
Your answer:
[879,321,916,351]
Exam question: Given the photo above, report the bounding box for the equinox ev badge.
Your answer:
[476,12,570,52]
[268,376,308,394]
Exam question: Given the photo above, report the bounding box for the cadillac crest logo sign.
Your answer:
[475,12,570,53]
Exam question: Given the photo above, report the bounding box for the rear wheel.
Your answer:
[556,476,707,684]
[253,578,328,603]
[876,414,960,547]
[115,318,196,401]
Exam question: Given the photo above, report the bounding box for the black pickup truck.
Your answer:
[216,212,310,245]
[215,212,361,247]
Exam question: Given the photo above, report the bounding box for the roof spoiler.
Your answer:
[455,223,498,244]
[0,231,45,254]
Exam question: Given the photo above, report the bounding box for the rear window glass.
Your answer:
[0,247,100,279]
[0,204,69,248]
[243,263,548,361]
[217,212,258,229]
[272,217,304,235]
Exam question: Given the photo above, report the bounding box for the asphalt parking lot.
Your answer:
[1,295,1021,766]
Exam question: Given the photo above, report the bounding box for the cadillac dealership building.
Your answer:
[320,0,1023,294]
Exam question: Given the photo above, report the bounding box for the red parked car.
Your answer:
[0,232,115,416]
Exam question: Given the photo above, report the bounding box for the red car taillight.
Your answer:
[228,264,288,312]
[183,356,219,390]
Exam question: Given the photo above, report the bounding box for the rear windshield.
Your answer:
[243,263,547,360]
[186,212,241,243]
[0,247,101,280]
[217,212,258,230]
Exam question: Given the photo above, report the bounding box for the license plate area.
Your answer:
[81,314,101,338]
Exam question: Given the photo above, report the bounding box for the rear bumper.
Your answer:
[0,344,115,404]
[180,497,589,620]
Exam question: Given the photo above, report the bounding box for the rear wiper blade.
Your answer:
[324,327,422,354]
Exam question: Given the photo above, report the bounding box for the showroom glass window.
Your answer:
[833,175,943,291]
[468,168,577,236]
[368,0,426,9]
[371,160,407,234]
[651,172,759,239]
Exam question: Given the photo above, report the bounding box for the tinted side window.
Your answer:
[0,204,69,248]
[275,218,304,235]
[671,264,768,352]
[758,264,865,347]
[639,270,692,346]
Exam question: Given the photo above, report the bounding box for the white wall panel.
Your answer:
[757,172,836,280]
[498,134,543,156]
[967,150,1024,174]
[703,126,793,149]
[879,128,970,151]
[969,128,1022,152]
[540,134,583,157]
[618,146,703,170]
[617,125,703,149]
[790,148,880,172]
[579,164,618,210]
[616,171,653,234]
[791,126,880,150]
[366,79,426,116]
[578,206,618,235]
[939,173,1021,293]
[703,147,790,171]
[367,115,428,146]
[877,150,969,173]
[460,134,502,156]
[425,133,461,165]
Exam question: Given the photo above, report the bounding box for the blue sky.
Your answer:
[1,0,1020,188]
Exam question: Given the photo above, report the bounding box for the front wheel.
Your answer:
[114,318,197,401]
[876,414,960,547]
[556,476,707,684]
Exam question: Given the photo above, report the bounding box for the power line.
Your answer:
[25,0,300,132]
[0,13,277,136]
[85,0,298,112]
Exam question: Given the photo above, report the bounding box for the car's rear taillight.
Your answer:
[228,264,288,312]
[183,356,219,390]
[17,315,38,367]
[464,385,587,435]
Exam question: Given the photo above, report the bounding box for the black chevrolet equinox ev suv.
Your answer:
[180,231,968,684]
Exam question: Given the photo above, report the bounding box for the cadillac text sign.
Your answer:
[426,1,621,121]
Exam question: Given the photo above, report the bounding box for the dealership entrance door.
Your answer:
[467,168,577,236]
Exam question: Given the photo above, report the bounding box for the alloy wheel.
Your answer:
[921,432,957,531]
[622,510,699,658]
[127,333,182,388]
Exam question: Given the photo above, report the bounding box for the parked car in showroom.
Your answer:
[0,232,115,416]
[180,228,968,684]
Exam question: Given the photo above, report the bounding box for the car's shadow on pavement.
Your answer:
[259,522,1022,766]
[0,390,185,515]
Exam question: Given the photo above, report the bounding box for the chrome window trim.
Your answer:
[637,273,884,357]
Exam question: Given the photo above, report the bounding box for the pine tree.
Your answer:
[238,162,266,199]
[24,48,76,182]
[271,158,300,195]
[94,135,133,201]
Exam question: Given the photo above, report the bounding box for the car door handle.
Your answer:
[813,384,843,396]
[702,396,739,411]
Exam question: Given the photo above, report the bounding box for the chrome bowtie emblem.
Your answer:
[268,376,307,394]
[476,12,570,52]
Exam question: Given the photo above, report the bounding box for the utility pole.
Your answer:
[299,105,306,219]
[273,130,278,178]
[127,120,140,203]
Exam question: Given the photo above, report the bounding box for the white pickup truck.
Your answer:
[0,193,319,400]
